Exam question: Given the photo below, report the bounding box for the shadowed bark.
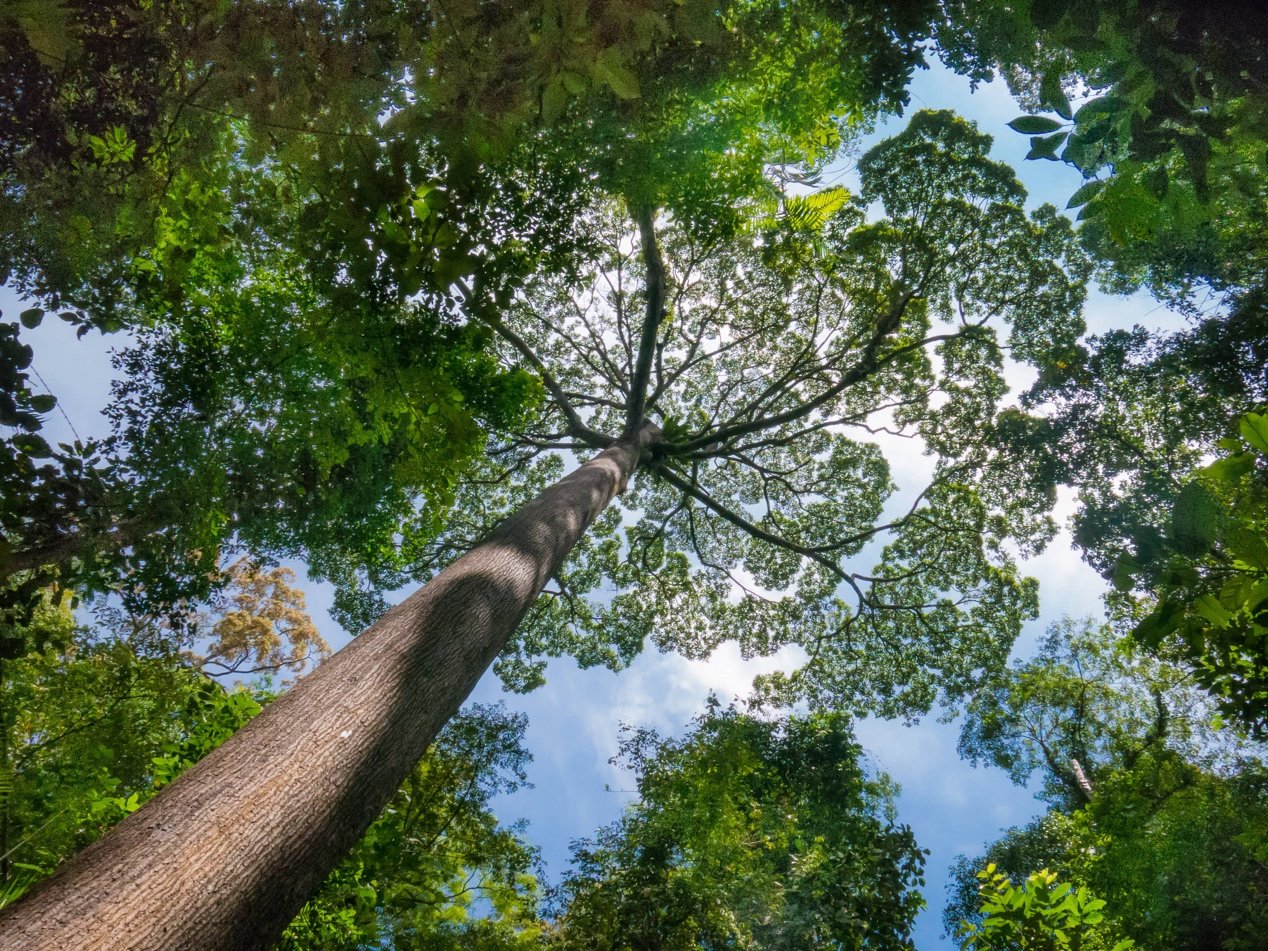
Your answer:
[0,423,660,951]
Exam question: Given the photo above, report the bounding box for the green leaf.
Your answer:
[1202,451,1253,483]
[1224,526,1268,571]
[604,64,640,99]
[541,77,567,125]
[1134,600,1182,648]
[1194,593,1234,627]
[1074,96,1125,124]
[1111,554,1137,592]
[1009,115,1065,135]
[597,49,640,99]
[19,308,44,329]
[29,394,56,414]
[1066,179,1106,208]
[560,70,588,94]
[1041,72,1073,120]
[1026,132,1069,161]
[1239,413,1268,454]
[1172,481,1221,556]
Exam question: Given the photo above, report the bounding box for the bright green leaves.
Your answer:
[1240,412,1268,454]
[1109,412,1268,733]
[1065,179,1105,209]
[0,634,261,909]
[0,314,102,629]
[84,126,137,166]
[594,45,640,99]
[951,617,1268,950]
[943,1,1268,302]
[959,864,1134,951]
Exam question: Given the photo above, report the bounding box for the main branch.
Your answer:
[624,206,666,435]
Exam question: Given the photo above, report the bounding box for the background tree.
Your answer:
[1111,413,1268,733]
[934,0,1268,729]
[0,597,545,949]
[949,618,1268,950]
[1009,310,1268,728]
[552,702,926,950]
[0,595,259,907]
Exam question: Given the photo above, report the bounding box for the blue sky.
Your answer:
[2,57,1189,949]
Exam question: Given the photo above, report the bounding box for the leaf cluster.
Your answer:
[938,0,1268,302]
[958,864,1133,951]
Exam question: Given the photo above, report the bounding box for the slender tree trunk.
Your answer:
[0,424,659,951]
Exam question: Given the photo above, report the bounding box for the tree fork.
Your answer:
[0,424,661,951]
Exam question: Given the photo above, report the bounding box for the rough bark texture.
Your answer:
[0,425,659,951]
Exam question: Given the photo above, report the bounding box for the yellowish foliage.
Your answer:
[196,559,329,679]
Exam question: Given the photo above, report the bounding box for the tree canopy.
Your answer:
[0,0,944,634]
[1,1,1267,945]
[950,618,1268,950]
[553,703,925,950]
[409,109,1087,718]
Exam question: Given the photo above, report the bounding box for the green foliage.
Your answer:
[953,619,1268,950]
[279,705,543,950]
[1114,412,1268,733]
[553,703,926,950]
[1000,299,1268,728]
[0,612,544,946]
[958,864,1133,951]
[0,311,110,630]
[932,1,1268,736]
[0,0,950,635]
[958,618,1192,807]
[938,0,1268,302]
[0,623,261,908]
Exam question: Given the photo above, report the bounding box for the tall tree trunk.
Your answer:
[0,424,660,951]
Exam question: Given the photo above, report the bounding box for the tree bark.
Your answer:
[0,424,660,951]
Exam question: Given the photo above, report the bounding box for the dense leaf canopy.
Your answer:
[951,618,1268,950]
[553,704,926,950]
[0,0,943,632]
[405,110,1088,717]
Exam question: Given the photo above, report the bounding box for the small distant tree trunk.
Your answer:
[1069,757,1095,801]
[0,424,660,951]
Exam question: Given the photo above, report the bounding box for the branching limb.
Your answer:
[652,462,847,582]
[665,288,919,454]
[624,206,666,435]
